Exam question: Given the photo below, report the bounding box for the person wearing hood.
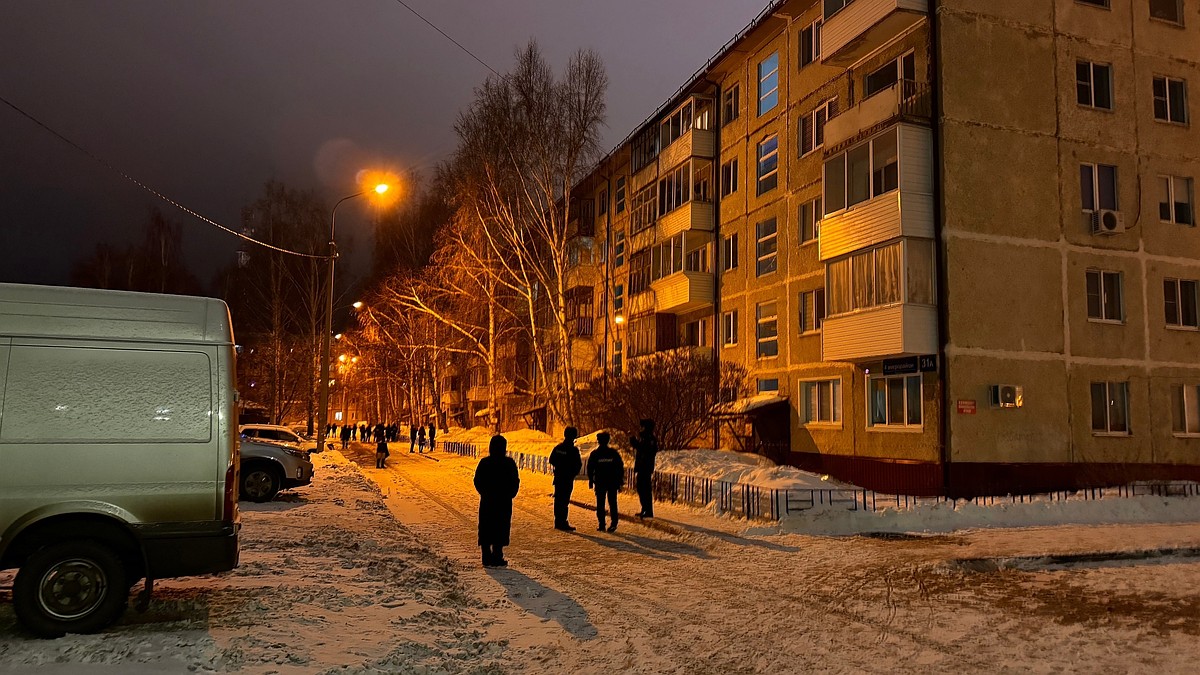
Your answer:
[473,435,520,567]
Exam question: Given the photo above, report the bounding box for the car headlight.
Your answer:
[282,446,308,459]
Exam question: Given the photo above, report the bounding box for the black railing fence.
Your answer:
[438,441,1200,521]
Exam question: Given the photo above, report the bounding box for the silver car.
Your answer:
[239,438,314,503]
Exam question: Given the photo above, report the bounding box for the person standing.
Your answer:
[548,427,583,531]
[587,432,623,533]
[630,419,659,518]
[340,424,352,450]
[473,435,520,567]
[409,423,418,453]
[417,425,426,453]
[427,423,437,453]
[375,435,389,468]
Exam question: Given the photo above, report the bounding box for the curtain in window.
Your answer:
[907,239,935,304]
[829,258,852,315]
[1108,382,1129,433]
[870,379,888,425]
[875,242,901,305]
[852,250,874,310]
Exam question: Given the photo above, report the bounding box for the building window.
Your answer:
[613,284,624,313]
[720,158,739,198]
[1090,381,1130,434]
[630,249,651,295]
[757,378,780,393]
[612,340,623,377]
[756,302,778,358]
[800,19,821,68]
[658,162,695,215]
[1150,0,1183,24]
[755,218,778,277]
[757,52,779,116]
[723,233,739,271]
[631,184,657,233]
[1171,384,1200,435]
[722,310,738,346]
[1164,278,1198,329]
[864,52,915,99]
[757,134,779,195]
[1076,61,1113,110]
[682,319,709,348]
[824,128,898,213]
[1086,269,1124,322]
[614,230,626,266]
[801,98,838,156]
[723,85,741,126]
[1080,163,1118,212]
[799,197,821,244]
[868,374,922,428]
[685,244,709,273]
[1153,76,1189,124]
[1076,0,1110,8]
[1159,175,1195,225]
[826,241,904,315]
[800,289,825,333]
[598,189,608,216]
[801,379,841,424]
[615,177,626,213]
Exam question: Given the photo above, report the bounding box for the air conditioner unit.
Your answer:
[989,384,1023,409]
[1091,209,1125,235]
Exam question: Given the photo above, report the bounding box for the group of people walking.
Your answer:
[473,419,659,568]
[325,422,440,469]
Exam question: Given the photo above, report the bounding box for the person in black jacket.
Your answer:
[548,427,583,531]
[474,435,521,567]
[375,436,389,468]
[340,424,352,450]
[409,424,417,453]
[427,423,437,453]
[630,418,659,518]
[587,432,624,533]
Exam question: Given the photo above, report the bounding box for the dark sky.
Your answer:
[0,0,767,288]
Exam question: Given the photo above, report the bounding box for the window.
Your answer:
[723,233,739,271]
[1086,269,1124,322]
[658,162,694,215]
[801,379,841,424]
[1164,278,1199,328]
[598,189,608,216]
[660,101,695,149]
[824,0,852,16]
[614,230,626,266]
[864,52,915,98]
[799,198,821,244]
[1076,61,1113,110]
[826,241,903,315]
[1153,76,1189,124]
[1090,381,1130,434]
[757,52,779,116]
[824,129,898,213]
[757,135,779,195]
[1171,384,1200,434]
[1150,0,1183,24]
[755,218,778,277]
[800,19,821,68]
[720,158,739,198]
[1076,0,1110,7]
[630,249,651,295]
[1159,175,1195,225]
[801,98,838,156]
[615,177,627,213]
[800,289,826,333]
[631,184,657,233]
[1080,163,1118,211]
[685,245,709,273]
[613,284,624,313]
[722,310,738,346]
[682,319,709,348]
[723,85,741,126]
[612,340,623,377]
[757,379,780,393]
[756,302,779,358]
[649,234,685,282]
[868,374,922,428]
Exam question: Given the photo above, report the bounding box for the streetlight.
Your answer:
[318,182,389,439]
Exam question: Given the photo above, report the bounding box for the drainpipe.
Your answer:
[929,1,952,496]
[704,78,723,452]
[603,173,612,398]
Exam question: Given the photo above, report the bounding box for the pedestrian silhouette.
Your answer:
[587,431,624,532]
[474,435,520,567]
[375,437,389,468]
[409,423,417,453]
[340,424,351,450]
[417,425,426,453]
[549,427,583,531]
[631,419,659,518]
[427,423,437,453]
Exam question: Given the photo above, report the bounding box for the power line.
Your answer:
[0,93,330,260]
[391,0,501,78]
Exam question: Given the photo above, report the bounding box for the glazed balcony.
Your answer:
[651,270,714,314]
[658,200,714,239]
[821,303,937,362]
[823,80,931,149]
[822,0,928,67]
[659,128,715,170]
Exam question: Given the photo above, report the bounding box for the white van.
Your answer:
[0,283,240,637]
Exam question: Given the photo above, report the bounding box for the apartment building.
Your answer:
[564,0,1200,496]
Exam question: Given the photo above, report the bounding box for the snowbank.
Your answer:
[654,448,849,490]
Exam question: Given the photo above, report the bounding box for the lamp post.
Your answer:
[318,184,388,438]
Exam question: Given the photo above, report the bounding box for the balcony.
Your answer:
[821,303,937,362]
[651,270,714,313]
[822,0,928,67]
[659,128,715,170]
[824,80,931,149]
[659,200,714,239]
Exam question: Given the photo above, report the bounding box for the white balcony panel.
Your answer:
[821,303,937,362]
[659,201,715,239]
[825,85,905,148]
[659,128,715,170]
[651,270,714,314]
[899,125,933,194]
[823,0,927,67]
[632,161,658,192]
[819,191,934,261]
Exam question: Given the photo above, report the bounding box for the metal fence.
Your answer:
[438,440,1200,521]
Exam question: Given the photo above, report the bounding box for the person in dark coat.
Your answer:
[375,436,389,468]
[473,435,520,567]
[340,424,352,450]
[417,425,426,453]
[630,419,659,518]
[409,424,418,453]
[427,423,437,453]
[548,427,583,531]
[587,432,624,533]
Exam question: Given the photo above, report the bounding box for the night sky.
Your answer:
[1,0,767,288]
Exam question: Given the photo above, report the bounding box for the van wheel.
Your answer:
[13,541,129,638]
[241,465,281,502]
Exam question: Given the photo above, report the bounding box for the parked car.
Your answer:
[240,423,329,453]
[0,283,240,638]
[239,438,314,503]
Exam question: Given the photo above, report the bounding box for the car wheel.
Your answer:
[13,540,129,638]
[240,465,281,503]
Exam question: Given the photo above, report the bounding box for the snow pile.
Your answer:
[654,448,849,490]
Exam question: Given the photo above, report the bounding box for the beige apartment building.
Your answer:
[564,0,1200,495]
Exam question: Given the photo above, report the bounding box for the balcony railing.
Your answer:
[659,128,715,171]
[569,315,595,338]
[823,0,928,67]
[825,79,930,149]
[821,303,937,362]
[658,200,714,239]
[650,270,714,314]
